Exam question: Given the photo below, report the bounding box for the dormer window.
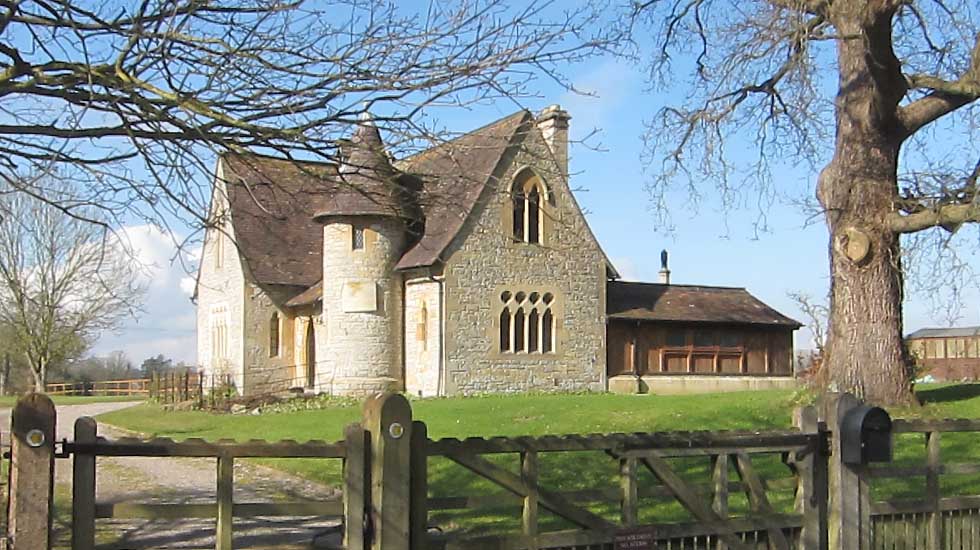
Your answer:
[512,171,548,244]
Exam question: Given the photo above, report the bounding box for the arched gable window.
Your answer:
[269,312,281,357]
[511,171,548,244]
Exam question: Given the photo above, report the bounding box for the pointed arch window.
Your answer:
[498,290,557,354]
[511,172,547,244]
[499,308,511,352]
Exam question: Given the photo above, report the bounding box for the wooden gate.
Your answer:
[64,419,352,550]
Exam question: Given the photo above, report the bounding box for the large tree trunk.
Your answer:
[821,197,913,405]
[817,4,916,406]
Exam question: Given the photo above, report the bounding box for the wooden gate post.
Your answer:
[7,393,56,550]
[71,417,97,550]
[409,420,428,550]
[794,406,828,550]
[363,393,412,550]
[824,392,870,550]
[344,422,369,550]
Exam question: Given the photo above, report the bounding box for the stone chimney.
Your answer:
[659,249,671,285]
[535,104,571,181]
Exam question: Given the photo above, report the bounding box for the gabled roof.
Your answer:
[220,154,333,287]
[395,110,530,270]
[907,327,980,339]
[607,281,801,328]
[214,109,615,299]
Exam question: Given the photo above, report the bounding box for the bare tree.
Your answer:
[0,0,608,228]
[629,0,980,404]
[0,184,146,391]
[788,291,829,357]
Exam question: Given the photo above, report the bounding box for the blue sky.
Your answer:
[90,51,980,365]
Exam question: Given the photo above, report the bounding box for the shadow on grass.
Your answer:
[917,384,980,404]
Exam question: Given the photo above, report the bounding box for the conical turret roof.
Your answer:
[313,113,414,220]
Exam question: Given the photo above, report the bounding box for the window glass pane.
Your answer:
[513,190,525,240]
[352,226,365,250]
[693,330,714,347]
[514,309,525,352]
[528,309,539,352]
[719,332,740,348]
[499,309,511,352]
[527,186,540,244]
[269,313,280,357]
[666,330,686,347]
[542,309,554,353]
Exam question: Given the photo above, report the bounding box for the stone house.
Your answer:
[194,106,799,397]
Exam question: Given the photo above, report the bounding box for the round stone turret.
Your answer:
[313,113,411,395]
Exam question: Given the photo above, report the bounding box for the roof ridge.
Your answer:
[221,151,339,170]
[611,280,748,291]
[397,110,530,167]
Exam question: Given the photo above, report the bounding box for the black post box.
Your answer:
[840,405,892,465]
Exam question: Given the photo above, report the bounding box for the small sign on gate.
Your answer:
[614,527,658,550]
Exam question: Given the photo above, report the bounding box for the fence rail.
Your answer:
[45,378,150,396]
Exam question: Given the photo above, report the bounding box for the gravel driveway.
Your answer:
[0,401,342,549]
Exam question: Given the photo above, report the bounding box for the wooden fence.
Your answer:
[45,378,150,396]
[866,418,980,549]
[8,391,980,550]
[148,371,236,407]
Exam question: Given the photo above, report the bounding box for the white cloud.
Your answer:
[179,276,197,296]
[90,225,199,364]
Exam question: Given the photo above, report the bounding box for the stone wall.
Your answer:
[442,124,607,395]
[242,283,301,395]
[320,217,405,395]
[196,165,246,392]
[404,275,443,397]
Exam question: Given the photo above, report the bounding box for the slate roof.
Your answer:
[607,281,801,328]
[395,110,529,270]
[907,327,980,339]
[313,116,416,220]
[221,154,335,287]
[217,109,620,305]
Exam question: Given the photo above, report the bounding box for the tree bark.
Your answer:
[29,355,46,394]
[817,3,916,406]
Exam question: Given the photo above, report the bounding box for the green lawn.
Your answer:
[93,386,980,535]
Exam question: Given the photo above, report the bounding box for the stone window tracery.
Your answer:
[210,306,228,367]
[497,290,556,354]
[511,171,549,244]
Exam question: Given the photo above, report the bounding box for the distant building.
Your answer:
[906,327,980,380]
[605,280,801,395]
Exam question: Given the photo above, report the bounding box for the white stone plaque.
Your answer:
[342,281,378,312]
